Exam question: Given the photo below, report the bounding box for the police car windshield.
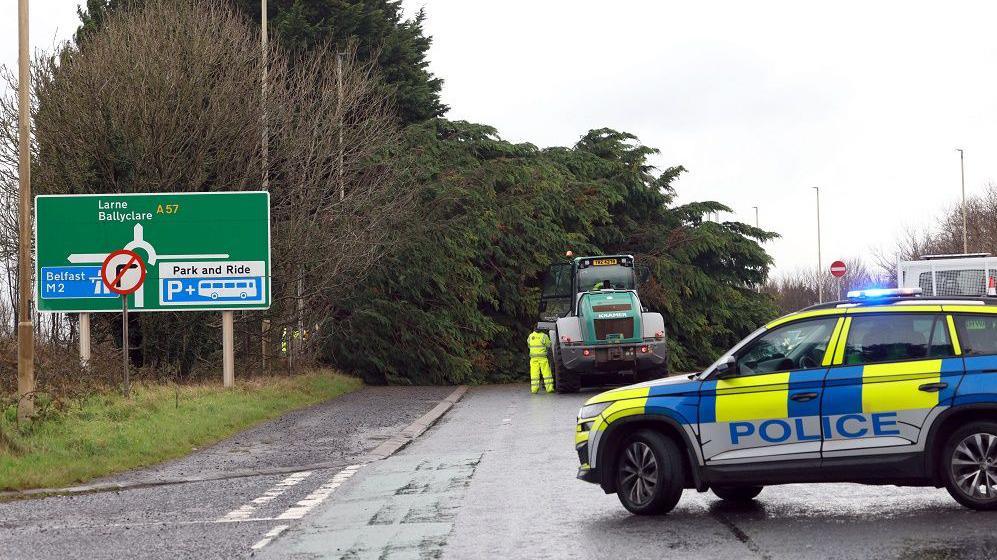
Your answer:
[697,325,767,378]
[577,265,634,292]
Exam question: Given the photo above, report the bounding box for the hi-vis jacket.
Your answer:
[528,331,551,359]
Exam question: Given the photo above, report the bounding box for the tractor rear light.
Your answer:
[640,346,649,353]
[561,335,572,343]
[582,349,591,357]
[654,330,664,339]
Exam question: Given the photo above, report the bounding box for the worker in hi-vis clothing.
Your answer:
[527,329,554,394]
[592,280,612,291]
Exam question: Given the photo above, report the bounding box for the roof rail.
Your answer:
[800,294,997,312]
[919,253,991,260]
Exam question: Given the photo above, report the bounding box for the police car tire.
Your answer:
[942,421,997,511]
[711,485,763,502]
[615,430,684,515]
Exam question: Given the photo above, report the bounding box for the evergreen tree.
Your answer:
[327,121,779,383]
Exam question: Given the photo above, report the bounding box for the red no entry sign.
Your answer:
[101,249,147,295]
[830,260,847,278]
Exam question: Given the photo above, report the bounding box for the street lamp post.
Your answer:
[17,0,34,421]
[752,205,761,293]
[813,187,823,304]
[957,148,967,253]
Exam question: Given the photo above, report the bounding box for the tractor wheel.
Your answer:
[553,337,580,393]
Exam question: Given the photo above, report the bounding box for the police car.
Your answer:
[576,288,997,514]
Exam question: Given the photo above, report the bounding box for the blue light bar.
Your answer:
[846,287,922,300]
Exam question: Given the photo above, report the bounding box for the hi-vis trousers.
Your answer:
[530,357,554,394]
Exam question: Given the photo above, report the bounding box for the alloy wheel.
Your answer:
[951,432,997,500]
[620,441,658,506]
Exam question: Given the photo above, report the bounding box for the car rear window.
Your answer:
[953,314,997,356]
[843,314,953,365]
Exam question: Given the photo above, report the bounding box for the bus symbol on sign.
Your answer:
[197,279,258,300]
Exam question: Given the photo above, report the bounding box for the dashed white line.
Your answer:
[275,464,361,520]
[250,524,290,550]
[246,464,363,551]
[216,471,313,522]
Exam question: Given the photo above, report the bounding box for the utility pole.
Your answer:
[336,52,344,202]
[17,0,34,421]
[957,148,967,253]
[813,187,823,304]
[261,0,269,191]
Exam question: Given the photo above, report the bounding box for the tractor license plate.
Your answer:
[592,258,618,266]
[598,347,635,362]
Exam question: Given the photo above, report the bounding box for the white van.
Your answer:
[898,253,997,297]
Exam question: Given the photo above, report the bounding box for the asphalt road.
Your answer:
[265,384,997,560]
[4,383,997,559]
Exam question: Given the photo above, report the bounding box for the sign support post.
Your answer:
[222,310,234,388]
[830,260,847,302]
[102,249,146,397]
[79,312,91,367]
[122,296,130,397]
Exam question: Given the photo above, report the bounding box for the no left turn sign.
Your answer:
[101,249,146,296]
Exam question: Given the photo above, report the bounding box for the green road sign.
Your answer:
[35,192,271,312]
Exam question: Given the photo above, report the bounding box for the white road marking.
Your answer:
[250,524,289,550]
[245,464,363,552]
[216,471,313,522]
[275,464,362,520]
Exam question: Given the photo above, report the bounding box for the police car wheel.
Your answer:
[943,422,997,510]
[711,485,763,502]
[615,430,684,515]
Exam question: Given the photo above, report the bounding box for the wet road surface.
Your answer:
[0,385,454,560]
[265,384,997,560]
[4,383,997,559]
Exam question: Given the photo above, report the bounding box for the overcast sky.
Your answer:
[5,1,997,275]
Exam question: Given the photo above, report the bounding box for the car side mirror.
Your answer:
[715,357,738,379]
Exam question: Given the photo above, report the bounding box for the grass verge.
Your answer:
[0,370,362,491]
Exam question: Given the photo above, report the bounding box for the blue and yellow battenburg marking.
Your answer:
[578,309,981,472]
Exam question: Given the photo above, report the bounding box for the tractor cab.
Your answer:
[539,255,637,325]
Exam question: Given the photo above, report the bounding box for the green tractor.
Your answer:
[537,254,668,393]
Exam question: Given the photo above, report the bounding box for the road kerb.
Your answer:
[366,385,467,461]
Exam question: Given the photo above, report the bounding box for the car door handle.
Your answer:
[790,392,818,402]
[918,382,948,393]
